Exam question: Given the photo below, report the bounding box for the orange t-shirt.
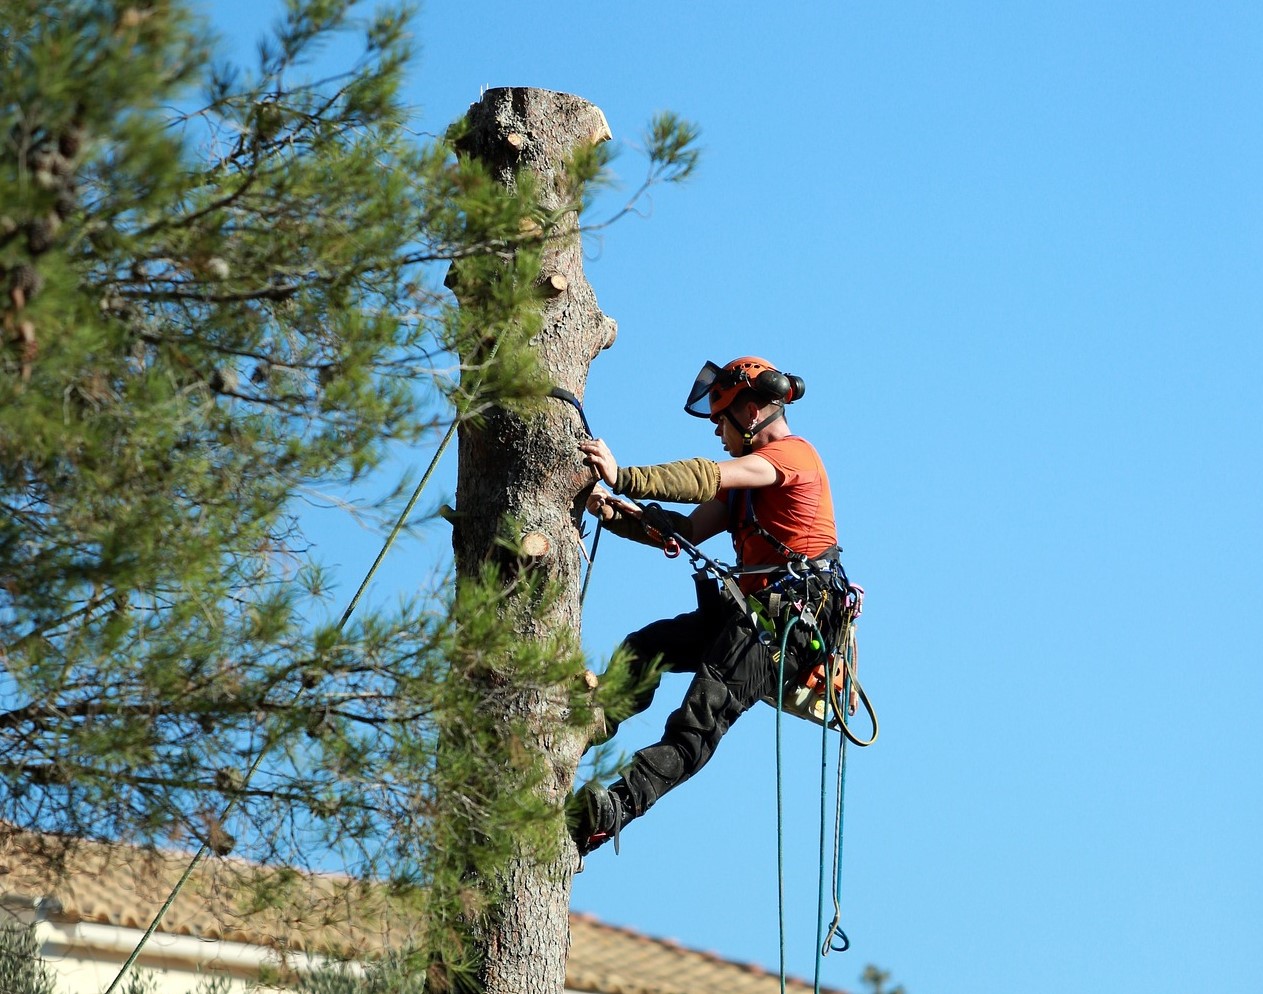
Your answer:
[719,436,838,592]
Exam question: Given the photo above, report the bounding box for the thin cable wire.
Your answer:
[338,417,459,629]
[102,744,269,994]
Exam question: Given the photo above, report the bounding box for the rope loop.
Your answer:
[826,925,851,954]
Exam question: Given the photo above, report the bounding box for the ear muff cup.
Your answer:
[753,369,791,402]
[752,370,806,404]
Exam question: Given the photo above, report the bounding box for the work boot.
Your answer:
[568,781,625,856]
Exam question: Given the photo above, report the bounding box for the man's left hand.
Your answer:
[579,438,618,487]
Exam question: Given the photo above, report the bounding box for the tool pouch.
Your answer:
[755,583,849,727]
[693,569,727,624]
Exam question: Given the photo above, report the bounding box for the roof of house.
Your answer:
[0,829,849,994]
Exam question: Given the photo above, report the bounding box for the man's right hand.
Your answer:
[587,487,641,522]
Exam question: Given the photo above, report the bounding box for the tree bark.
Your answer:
[447,87,615,994]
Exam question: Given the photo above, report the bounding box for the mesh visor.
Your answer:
[684,360,724,418]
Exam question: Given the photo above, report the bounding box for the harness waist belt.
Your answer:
[733,552,841,577]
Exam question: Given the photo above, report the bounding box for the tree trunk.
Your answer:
[447,88,616,994]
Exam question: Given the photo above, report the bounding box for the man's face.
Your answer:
[711,407,747,455]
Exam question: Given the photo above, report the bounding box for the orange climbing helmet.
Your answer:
[684,356,806,420]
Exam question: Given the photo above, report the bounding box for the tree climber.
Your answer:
[571,356,845,856]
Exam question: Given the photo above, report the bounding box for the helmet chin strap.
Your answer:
[725,405,785,455]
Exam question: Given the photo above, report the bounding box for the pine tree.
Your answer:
[0,3,697,992]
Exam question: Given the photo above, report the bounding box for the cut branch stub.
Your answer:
[519,531,551,559]
[538,273,568,297]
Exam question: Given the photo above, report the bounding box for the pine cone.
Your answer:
[9,264,43,308]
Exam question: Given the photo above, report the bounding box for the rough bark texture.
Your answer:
[448,88,615,994]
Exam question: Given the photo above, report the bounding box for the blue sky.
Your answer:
[204,2,1263,991]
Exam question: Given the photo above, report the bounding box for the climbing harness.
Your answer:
[754,564,874,739]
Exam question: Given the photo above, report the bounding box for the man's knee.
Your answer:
[621,743,686,817]
[665,675,732,754]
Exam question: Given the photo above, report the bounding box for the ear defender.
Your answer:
[752,369,806,404]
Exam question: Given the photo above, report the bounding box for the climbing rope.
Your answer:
[837,615,878,748]
[773,614,797,994]
[337,417,460,629]
[823,667,853,957]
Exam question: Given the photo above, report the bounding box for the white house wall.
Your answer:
[34,920,326,994]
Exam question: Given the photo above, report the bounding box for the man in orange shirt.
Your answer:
[572,357,846,856]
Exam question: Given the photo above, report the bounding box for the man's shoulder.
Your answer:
[758,435,822,465]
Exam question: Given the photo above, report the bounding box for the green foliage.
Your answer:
[297,954,430,994]
[645,111,702,184]
[0,924,57,994]
[119,968,158,994]
[861,964,907,994]
[585,111,702,231]
[412,563,587,979]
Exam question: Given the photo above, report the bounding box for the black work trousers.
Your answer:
[605,590,786,827]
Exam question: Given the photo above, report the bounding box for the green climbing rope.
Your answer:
[774,614,798,994]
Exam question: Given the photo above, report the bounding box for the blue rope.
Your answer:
[822,635,856,956]
[774,616,796,994]
[823,676,853,954]
[814,674,831,992]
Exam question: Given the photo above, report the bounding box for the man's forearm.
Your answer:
[614,457,721,504]
[601,504,695,546]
